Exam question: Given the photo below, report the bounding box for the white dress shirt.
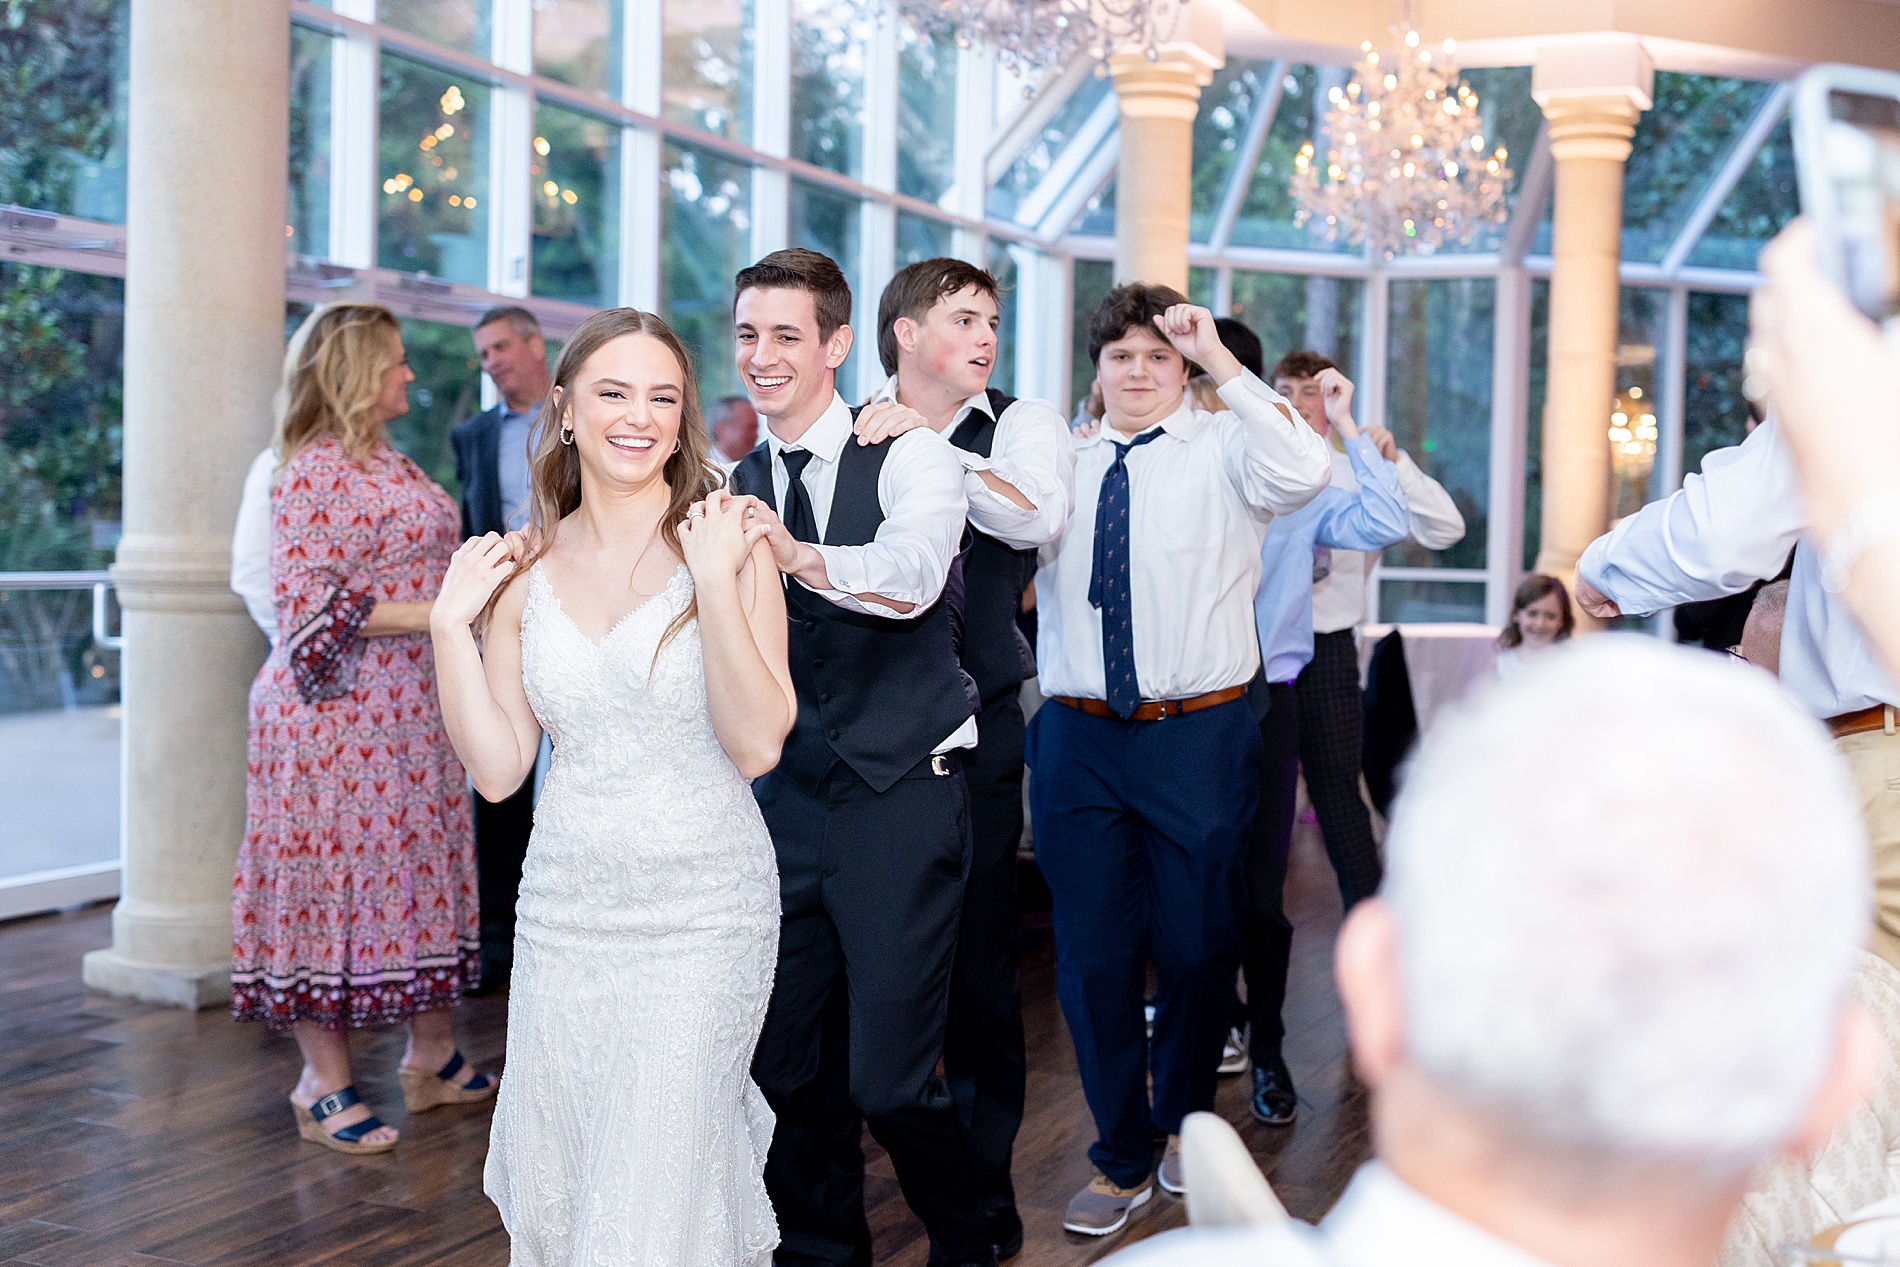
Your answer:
[1107,1162,1559,1267]
[1035,370,1332,702]
[1577,418,1897,719]
[231,446,277,641]
[763,390,975,750]
[870,375,1077,550]
[1313,449,1468,634]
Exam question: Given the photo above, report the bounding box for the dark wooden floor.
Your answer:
[0,816,1368,1266]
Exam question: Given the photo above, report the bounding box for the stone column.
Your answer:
[1109,10,1221,291]
[1530,41,1652,610]
[83,0,288,1008]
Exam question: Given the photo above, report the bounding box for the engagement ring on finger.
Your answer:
[687,507,705,519]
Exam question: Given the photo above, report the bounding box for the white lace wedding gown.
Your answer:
[485,561,780,1266]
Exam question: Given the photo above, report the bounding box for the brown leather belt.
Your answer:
[1829,704,1898,740]
[1050,685,1248,723]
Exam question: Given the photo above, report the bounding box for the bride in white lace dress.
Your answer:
[429,310,795,1266]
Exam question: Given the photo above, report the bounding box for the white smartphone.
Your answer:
[1793,64,1900,325]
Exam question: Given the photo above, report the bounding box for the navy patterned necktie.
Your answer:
[1088,427,1166,719]
[778,448,819,545]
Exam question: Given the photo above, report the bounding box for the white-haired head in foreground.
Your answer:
[1371,635,1871,1186]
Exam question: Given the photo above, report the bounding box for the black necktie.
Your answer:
[1088,427,1166,719]
[779,448,819,545]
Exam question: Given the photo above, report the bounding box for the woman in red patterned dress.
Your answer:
[233,303,496,1154]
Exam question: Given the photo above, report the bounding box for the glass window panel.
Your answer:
[1681,291,1753,480]
[378,55,491,285]
[897,23,958,205]
[391,317,483,501]
[789,179,862,384]
[0,0,129,222]
[531,103,620,306]
[988,74,1113,222]
[896,211,953,268]
[1190,59,1272,243]
[533,0,619,97]
[1435,66,1540,254]
[1070,176,1115,237]
[1620,72,1774,263]
[661,142,752,400]
[663,0,752,144]
[1611,287,1670,520]
[1070,258,1115,415]
[1227,271,1363,382]
[0,263,124,573]
[790,0,870,179]
[1524,277,1549,570]
[1379,578,1487,624]
[1231,64,1359,254]
[1383,277,1493,569]
[1685,113,1797,272]
[987,239,1019,396]
[288,25,334,259]
[378,0,492,57]
[1188,266,1217,310]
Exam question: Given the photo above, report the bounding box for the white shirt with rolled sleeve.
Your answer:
[762,390,976,750]
[1576,418,1897,719]
[869,375,1076,550]
[1312,448,1468,634]
[230,446,277,642]
[1035,369,1332,702]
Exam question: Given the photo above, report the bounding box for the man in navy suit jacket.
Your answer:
[449,305,551,992]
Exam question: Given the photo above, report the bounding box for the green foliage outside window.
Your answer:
[0,0,127,222]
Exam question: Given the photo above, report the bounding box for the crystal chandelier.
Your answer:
[1292,8,1512,259]
[891,0,1189,81]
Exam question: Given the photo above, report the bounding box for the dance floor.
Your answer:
[0,817,1367,1265]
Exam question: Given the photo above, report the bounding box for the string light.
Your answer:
[890,0,1189,82]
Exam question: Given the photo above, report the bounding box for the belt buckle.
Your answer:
[931,754,951,777]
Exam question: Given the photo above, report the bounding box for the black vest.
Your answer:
[948,389,1040,706]
[731,429,975,795]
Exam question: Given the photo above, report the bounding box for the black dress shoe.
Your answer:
[1251,1055,1298,1126]
[989,1206,1023,1260]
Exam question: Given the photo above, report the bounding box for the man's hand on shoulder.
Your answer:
[853,400,935,447]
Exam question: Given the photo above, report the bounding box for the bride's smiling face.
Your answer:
[556,332,685,491]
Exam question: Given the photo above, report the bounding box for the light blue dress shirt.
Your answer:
[1577,418,1898,719]
[497,402,540,533]
[1253,434,1411,683]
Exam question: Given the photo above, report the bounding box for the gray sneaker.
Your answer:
[1062,1170,1153,1236]
[1158,1134,1187,1195]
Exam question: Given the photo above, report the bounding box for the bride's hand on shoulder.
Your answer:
[680,490,769,581]
[434,533,516,632]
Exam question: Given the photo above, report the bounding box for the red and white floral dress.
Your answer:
[231,435,478,1032]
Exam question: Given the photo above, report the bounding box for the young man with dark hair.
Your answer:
[854,256,1076,1258]
[725,247,996,1267]
[1029,282,1330,1238]
[1237,344,1463,1127]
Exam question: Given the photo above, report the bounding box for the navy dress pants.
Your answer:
[1026,697,1260,1189]
[1239,681,1302,1063]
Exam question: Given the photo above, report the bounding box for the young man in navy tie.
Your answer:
[725,249,995,1267]
[1029,284,1330,1238]
[856,258,1076,1258]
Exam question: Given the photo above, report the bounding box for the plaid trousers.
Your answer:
[1292,629,1384,910]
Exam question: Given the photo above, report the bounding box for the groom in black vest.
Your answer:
[855,258,1076,1258]
[727,249,995,1267]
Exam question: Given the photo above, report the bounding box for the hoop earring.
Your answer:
[559,425,574,446]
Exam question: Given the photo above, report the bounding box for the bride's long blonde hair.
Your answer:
[481,309,720,650]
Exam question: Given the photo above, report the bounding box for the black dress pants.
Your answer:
[474,772,534,975]
[1239,681,1301,1063]
[943,692,1027,1246]
[751,756,991,1267]
[1293,629,1384,911]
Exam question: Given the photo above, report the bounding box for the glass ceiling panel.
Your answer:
[1189,58,1273,244]
[1071,174,1115,237]
[1230,64,1359,254]
[987,73,1113,222]
[1619,72,1773,263]
[1685,111,1796,272]
[1434,65,1540,254]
